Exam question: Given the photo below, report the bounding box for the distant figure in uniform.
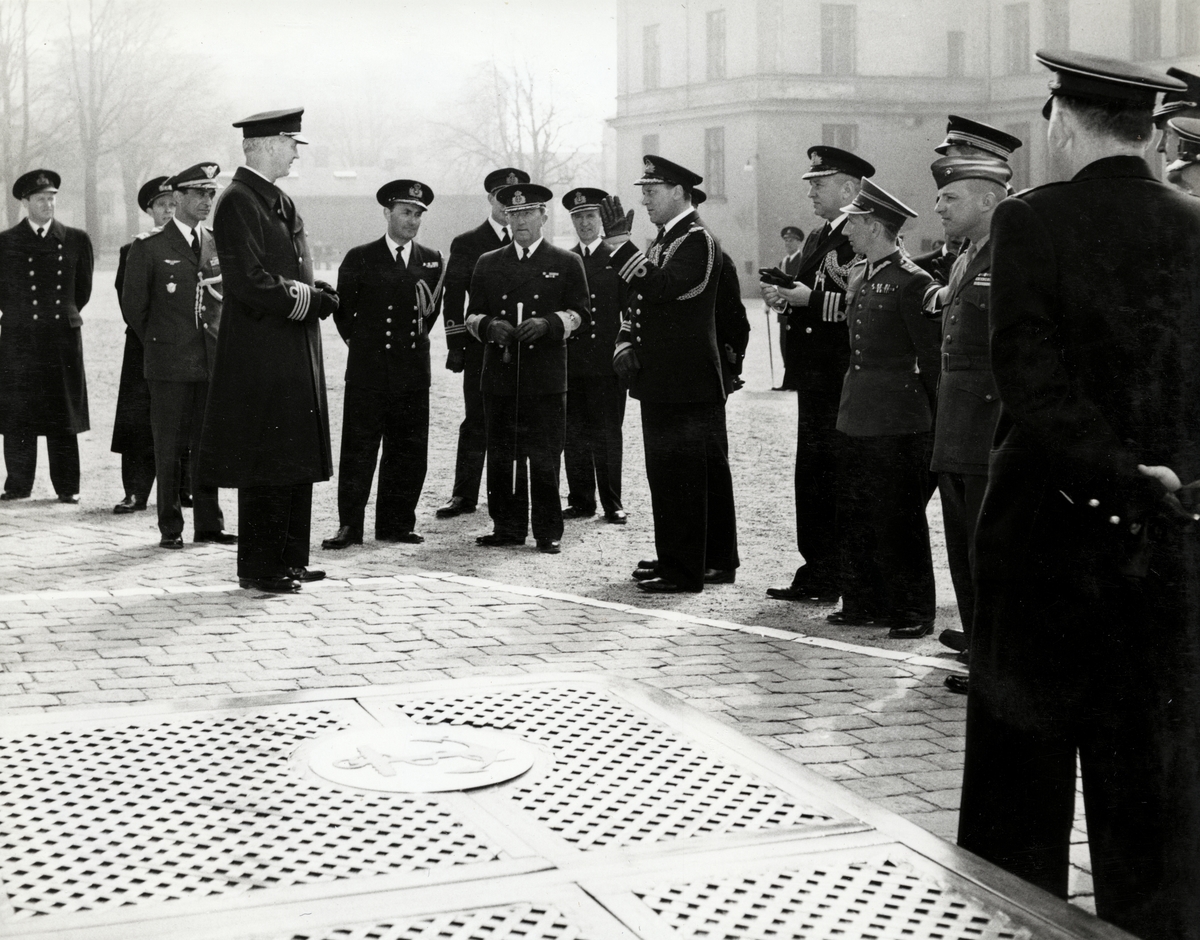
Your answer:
[322,179,444,550]
[761,147,871,604]
[112,176,174,515]
[959,51,1200,938]
[1165,116,1200,193]
[561,187,628,525]
[925,155,1013,694]
[828,179,939,638]
[912,116,1022,285]
[0,169,93,504]
[466,183,590,554]
[602,155,738,593]
[767,225,804,388]
[123,162,233,551]
[1153,66,1200,171]
[435,167,528,520]
[198,108,338,594]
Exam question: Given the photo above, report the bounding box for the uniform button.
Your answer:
[635,308,641,314]
[501,294,507,300]
[32,313,37,318]
[500,310,506,315]
[55,300,60,305]
[29,285,35,291]
[387,305,393,310]
[31,301,36,307]
[411,342,416,348]
[57,270,61,275]
[590,293,596,298]
[386,318,392,323]
[590,334,596,339]
[1109,515,1121,525]
[805,327,812,333]
[57,255,62,261]
[55,315,60,319]
[56,285,61,290]
[385,343,391,349]
[410,331,415,336]
[949,315,957,322]
[636,336,642,343]
[985,394,994,401]
[854,333,860,339]
[854,364,860,370]
[946,336,953,344]
[533,294,539,299]
[855,349,862,356]
[28,270,33,276]
[385,331,391,336]
[855,319,862,325]
[26,257,31,262]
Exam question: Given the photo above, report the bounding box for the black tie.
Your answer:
[36,226,44,238]
[501,229,511,245]
[396,245,405,266]
[582,246,590,258]
[190,230,200,258]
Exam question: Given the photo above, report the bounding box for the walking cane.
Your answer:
[765,302,776,388]
[512,302,523,496]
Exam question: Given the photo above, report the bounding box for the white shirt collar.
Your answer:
[784,248,801,262]
[487,216,509,241]
[172,217,195,241]
[26,218,49,237]
[385,233,411,264]
[242,164,276,184]
[580,236,603,254]
[515,236,544,259]
[662,207,693,236]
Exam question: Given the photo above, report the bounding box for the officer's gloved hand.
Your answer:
[613,346,641,381]
[599,196,635,238]
[514,317,551,344]
[314,280,339,320]
[445,348,466,373]
[486,318,515,346]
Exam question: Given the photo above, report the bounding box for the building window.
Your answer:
[822,123,858,152]
[1181,0,1200,54]
[1005,4,1030,74]
[947,31,965,77]
[642,133,660,156]
[706,10,726,81]
[1131,0,1161,59]
[643,24,660,90]
[820,4,856,76]
[705,127,726,198]
[1044,0,1069,47]
[1006,123,1031,189]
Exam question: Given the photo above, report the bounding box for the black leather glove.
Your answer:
[486,318,515,345]
[757,267,796,289]
[445,348,466,373]
[514,317,551,344]
[599,196,635,238]
[311,288,337,320]
[613,346,641,381]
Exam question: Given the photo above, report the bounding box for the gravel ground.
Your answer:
[60,266,958,662]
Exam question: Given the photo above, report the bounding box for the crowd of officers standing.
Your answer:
[5,46,1200,937]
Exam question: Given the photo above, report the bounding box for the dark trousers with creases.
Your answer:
[641,401,739,591]
[450,343,487,505]
[484,392,565,542]
[120,445,157,504]
[148,379,222,538]
[938,470,988,640]
[337,384,428,537]
[792,377,844,591]
[237,483,312,578]
[835,431,934,623]
[564,374,625,515]
[3,433,79,496]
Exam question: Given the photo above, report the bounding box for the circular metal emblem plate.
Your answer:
[305,726,538,793]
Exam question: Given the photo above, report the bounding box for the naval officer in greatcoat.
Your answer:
[322,179,444,550]
[0,169,93,503]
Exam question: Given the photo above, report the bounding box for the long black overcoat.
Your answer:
[111,241,154,453]
[0,219,93,434]
[198,167,331,488]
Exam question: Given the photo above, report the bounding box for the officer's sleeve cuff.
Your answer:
[614,341,634,359]
[466,313,488,341]
[286,280,312,321]
[555,310,582,338]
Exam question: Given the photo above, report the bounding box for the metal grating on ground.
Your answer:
[391,684,836,848]
[637,853,1032,940]
[0,705,502,920]
[281,904,582,940]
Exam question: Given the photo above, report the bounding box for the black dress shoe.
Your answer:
[179,493,193,508]
[57,494,80,504]
[632,567,657,581]
[888,620,935,639]
[239,576,300,593]
[160,536,184,550]
[944,674,970,695]
[826,610,878,626]
[0,491,30,501]
[938,629,968,652]
[704,568,736,584]
[287,567,326,582]
[604,509,628,524]
[637,577,702,594]
[766,583,839,602]
[195,530,238,544]
[637,558,659,570]
[476,533,525,547]
[562,506,595,519]
[536,539,561,554]
[113,495,148,514]
[436,497,476,518]
[377,531,424,543]
[322,525,363,550]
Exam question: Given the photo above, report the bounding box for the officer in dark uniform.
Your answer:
[925,155,1013,693]
[123,162,232,550]
[601,155,738,593]
[322,180,444,550]
[1153,66,1200,170]
[761,147,872,603]
[435,167,529,519]
[1165,115,1200,193]
[466,183,590,554]
[828,179,939,637]
[959,52,1200,937]
[912,116,1023,284]
[0,169,93,503]
[694,188,751,395]
[112,176,174,515]
[560,187,628,524]
[767,225,804,386]
[198,108,338,594]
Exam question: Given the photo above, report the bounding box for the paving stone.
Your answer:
[857,738,948,759]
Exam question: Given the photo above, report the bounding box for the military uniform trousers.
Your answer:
[564,374,625,515]
[483,392,564,542]
[451,341,487,506]
[792,375,845,593]
[938,471,987,639]
[337,384,428,537]
[640,401,739,592]
[147,380,222,539]
[238,484,312,579]
[3,433,78,498]
[111,330,156,504]
[835,431,935,625]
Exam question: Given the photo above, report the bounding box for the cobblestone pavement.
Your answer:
[0,506,1095,915]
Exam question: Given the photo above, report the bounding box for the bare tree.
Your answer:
[439,62,584,188]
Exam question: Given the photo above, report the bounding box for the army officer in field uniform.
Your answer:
[323,179,444,550]
[0,169,93,503]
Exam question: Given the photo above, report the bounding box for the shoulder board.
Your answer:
[135,226,164,241]
[898,254,923,274]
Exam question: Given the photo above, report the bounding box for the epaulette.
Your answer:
[898,254,924,274]
[134,225,164,241]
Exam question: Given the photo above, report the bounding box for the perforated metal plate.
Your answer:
[282,903,581,940]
